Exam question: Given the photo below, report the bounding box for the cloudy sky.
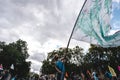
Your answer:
[0,0,120,74]
[0,0,90,74]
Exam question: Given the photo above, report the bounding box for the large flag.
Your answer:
[72,0,120,47]
[108,65,116,77]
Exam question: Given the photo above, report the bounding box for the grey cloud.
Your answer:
[0,0,79,43]
[31,62,41,72]
[29,52,46,62]
[11,0,61,10]
[0,28,20,43]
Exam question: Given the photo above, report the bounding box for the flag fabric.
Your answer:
[108,65,116,77]
[118,65,120,72]
[72,0,120,47]
[10,64,14,70]
[87,70,91,76]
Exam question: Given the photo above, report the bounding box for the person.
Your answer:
[11,76,16,80]
[104,71,112,80]
[1,69,11,80]
[0,64,3,79]
[53,54,59,63]
[92,70,99,80]
[55,57,65,80]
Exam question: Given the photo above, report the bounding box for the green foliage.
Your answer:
[16,62,31,78]
[33,73,39,80]
[47,46,84,65]
[41,60,56,74]
[84,44,120,73]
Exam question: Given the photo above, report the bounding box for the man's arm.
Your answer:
[55,66,61,73]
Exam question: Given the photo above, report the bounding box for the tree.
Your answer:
[41,60,56,74]
[0,39,31,78]
[84,44,120,74]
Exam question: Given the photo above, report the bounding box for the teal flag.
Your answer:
[72,0,120,47]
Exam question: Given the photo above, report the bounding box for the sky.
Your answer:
[0,0,120,74]
[109,0,120,35]
[111,0,120,30]
[0,0,90,74]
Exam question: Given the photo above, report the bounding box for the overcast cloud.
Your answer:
[0,0,88,74]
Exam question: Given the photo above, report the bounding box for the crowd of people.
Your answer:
[44,54,120,80]
[38,71,120,80]
[0,64,17,80]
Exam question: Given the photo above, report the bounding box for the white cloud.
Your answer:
[27,59,42,74]
[113,0,120,3]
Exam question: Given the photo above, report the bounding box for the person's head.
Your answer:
[53,54,59,61]
[55,54,58,57]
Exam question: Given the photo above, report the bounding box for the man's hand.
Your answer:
[59,70,62,73]
[55,66,62,74]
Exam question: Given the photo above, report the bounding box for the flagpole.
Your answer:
[66,0,88,52]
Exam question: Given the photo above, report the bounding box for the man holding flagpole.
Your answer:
[55,56,65,80]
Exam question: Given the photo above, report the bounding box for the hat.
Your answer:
[60,57,65,60]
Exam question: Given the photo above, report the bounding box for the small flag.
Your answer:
[81,72,85,79]
[118,65,120,71]
[10,64,14,70]
[87,70,91,75]
[0,64,3,70]
[108,65,116,77]
[87,70,92,78]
